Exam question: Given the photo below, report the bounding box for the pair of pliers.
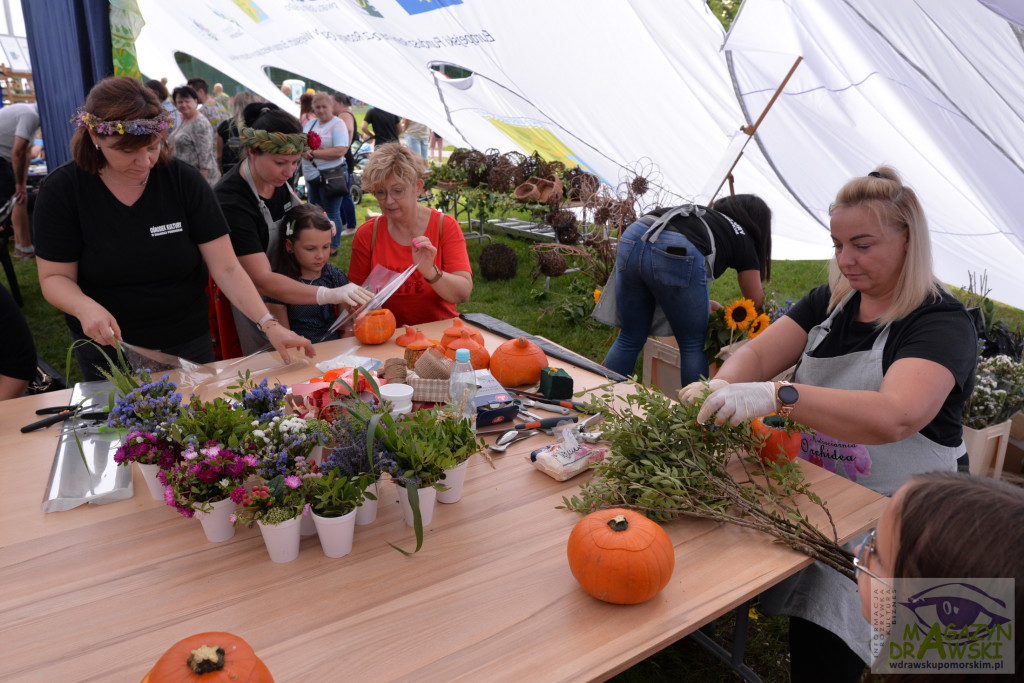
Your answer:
[510,391,587,412]
[512,396,570,415]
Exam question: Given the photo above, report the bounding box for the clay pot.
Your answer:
[440,318,485,350]
[403,331,437,369]
[443,329,490,370]
[489,337,548,387]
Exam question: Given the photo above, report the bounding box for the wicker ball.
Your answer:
[538,251,568,277]
[478,243,519,281]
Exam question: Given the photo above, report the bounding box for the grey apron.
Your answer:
[759,295,962,663]
[230,158,302,355]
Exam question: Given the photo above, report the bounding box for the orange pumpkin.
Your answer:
[567,508,675,604]
[440,318,485,349]
[140,632,274,683]
[395,325,418,347]
[442,329,490,369]
[353,309,396,345]
[489,337,548,387]
[751,414,802,465]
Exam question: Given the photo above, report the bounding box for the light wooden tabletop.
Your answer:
[0,319,886,682]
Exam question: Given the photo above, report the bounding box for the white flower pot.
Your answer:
[355,480,380,526]
[437,460,469,504]
[135,462,167,501]
[396,483,437,527]
[195,498,236,543]
[312,508,358,558]
[300,510,317,536]
[257,516,302,563]
[963,420,1012,479]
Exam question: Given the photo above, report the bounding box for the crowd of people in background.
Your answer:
[1,74,448,400]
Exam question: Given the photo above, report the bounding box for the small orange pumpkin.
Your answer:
[751,414,802,465]
[353,308,397,345]
[141,631,274,683]
[489,337,548,387]
[442,328,490,369]
[440,317,485,349]
[567,508,675,604]
[395,325,418,347]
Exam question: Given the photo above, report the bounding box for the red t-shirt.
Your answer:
[348,210,472,326]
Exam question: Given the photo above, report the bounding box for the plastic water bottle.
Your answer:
[449,348,477,422]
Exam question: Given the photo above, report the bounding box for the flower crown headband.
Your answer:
[240,126,321,155]
[72,108,174,136]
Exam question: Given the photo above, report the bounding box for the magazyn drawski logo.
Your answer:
[871,578,1015,674]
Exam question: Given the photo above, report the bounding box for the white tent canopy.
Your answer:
[725,0,1024,308]
[135,0,1024,307]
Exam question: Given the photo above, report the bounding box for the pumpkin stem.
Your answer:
[607,514,629,532]
[187,645,226,675]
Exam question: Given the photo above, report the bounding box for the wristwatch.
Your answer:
[776,381,799,418]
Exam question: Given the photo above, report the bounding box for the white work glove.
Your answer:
[678,379,729,405]
[317,284,373,308]
[697,381,776,426]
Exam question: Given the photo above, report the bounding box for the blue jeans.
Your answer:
[406,136,429,160]
[307,175,344,249]
[340,168,357,231]
[602,220,710,385]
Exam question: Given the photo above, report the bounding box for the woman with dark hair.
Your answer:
[34,77,313,380]
[168,85,220,186]
[857,472,1024,682]
[215,102,371,353]
[687,167,977,681]
[298,92,315,127]
[602,194,773,385]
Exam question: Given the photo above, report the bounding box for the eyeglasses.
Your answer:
[853,528,893,589]
[372,185,409,202]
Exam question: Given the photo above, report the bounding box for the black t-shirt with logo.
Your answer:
[34,159,228,348]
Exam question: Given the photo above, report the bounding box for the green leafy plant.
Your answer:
[305,467,364,518]
[561,381,854,578]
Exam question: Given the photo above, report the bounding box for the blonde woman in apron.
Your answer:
[214,104,371,355]
[682,166,977,681]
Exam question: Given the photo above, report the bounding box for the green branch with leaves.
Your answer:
[561,382,855,579]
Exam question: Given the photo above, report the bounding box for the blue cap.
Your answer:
[455,348,471,362]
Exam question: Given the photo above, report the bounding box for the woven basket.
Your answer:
[408,374,450,403]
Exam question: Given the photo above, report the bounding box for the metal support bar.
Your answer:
[685,601,762,682]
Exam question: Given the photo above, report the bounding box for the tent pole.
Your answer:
[741,56,802,136]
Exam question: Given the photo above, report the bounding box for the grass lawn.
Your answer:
[7,197,1022,682]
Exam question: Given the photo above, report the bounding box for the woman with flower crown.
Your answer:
[33,76,314,381]
[214,102,371,354]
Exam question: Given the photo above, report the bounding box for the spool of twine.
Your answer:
[382,357,408,384]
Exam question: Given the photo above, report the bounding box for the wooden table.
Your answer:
[0,320,886,682]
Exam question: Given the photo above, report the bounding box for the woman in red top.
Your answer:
[348,143,472,326]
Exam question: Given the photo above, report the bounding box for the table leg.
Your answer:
[686,600,763,683]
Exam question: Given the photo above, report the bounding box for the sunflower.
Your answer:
[748,313,771,338]
[724,298,757,331]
